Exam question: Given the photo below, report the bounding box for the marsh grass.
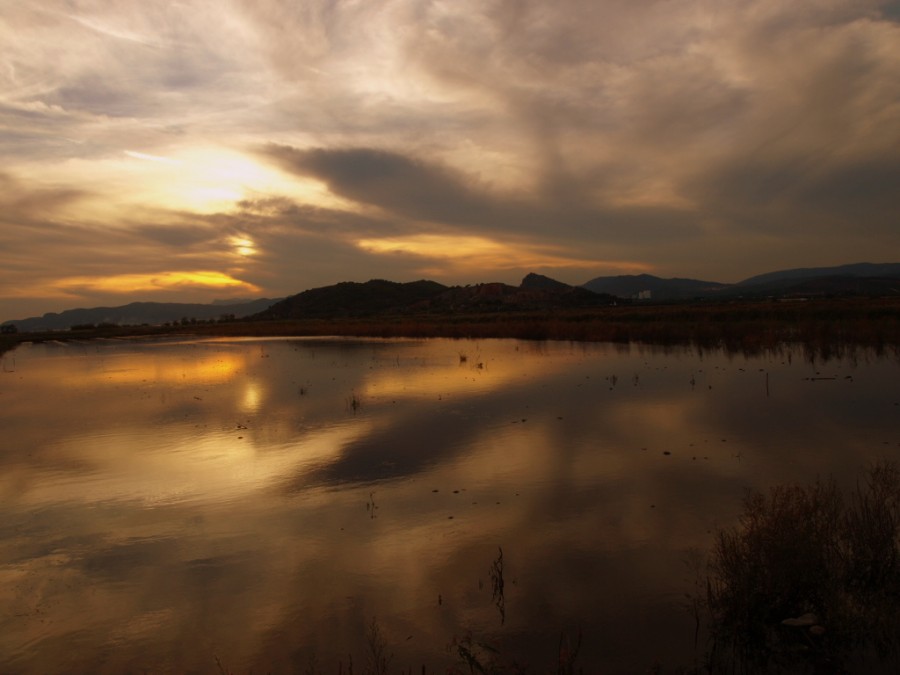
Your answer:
[365,617,392,675]
[347,391,362,412]
[703,462,900,673]
[6,297,900,360]
[271,624,586,675]
[489,547,505,625]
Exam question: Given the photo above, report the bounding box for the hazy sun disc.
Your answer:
[229,235,257,257]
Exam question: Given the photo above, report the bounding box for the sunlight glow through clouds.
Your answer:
[123,151,182,166]
[118,147,310,213]
[356,234,651,275]
[52,271,259,296]
[229,235,258,258]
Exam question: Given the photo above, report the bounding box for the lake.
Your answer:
[1,336,898,673]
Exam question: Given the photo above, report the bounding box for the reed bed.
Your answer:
[5,298,900,359]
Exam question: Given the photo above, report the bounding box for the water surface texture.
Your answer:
[1,337,899,673]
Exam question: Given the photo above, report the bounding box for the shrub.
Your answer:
[705,463,900,672]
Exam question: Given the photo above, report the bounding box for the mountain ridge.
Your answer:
[255,279,448,320]
[5,298,279,332]
[4,262,899,330]
[581,273,729,300]
[255,277,615,321]
[581,262,900,300]
[737,262,900,287]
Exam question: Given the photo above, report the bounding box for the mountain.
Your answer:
[581,263,900,300]
[750,275,900,297]
[5,298,278,332]
[581,274,729,300]
[253,277,616,320]
[520,272,572,291]
[720,263,900,299]
[413,281,615,313]
[254,279,448,320]
[6,262,900,332]
[738,263,900,287]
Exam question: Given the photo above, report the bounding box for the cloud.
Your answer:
[676,9,900,242]
[355,233,620,277]
[0,174,263,313]
[0,172,90,219]
[51,271,259,296]
[262,145,498,226]
[3,0,900,319]
[260,144,703,244]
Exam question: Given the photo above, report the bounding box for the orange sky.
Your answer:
[2,1,900,321]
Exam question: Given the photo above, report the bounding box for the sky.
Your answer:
[2,0,899,321]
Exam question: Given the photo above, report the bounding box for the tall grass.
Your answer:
[6,297,900,359]
[704,462,900,673]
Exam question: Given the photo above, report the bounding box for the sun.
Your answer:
[229,235,257,257]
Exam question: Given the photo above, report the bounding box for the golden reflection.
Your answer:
[23,422,372,508]
[360,352,563,400]
[54,351,246,387]
[239,380,262,412]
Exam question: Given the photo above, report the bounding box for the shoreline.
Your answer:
[3,297,900,358]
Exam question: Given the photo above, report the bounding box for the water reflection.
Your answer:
[0,337,898,673]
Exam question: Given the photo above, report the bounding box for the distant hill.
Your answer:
[5,298,278,332]
[253,277,616,321]
[738,263,900,288]
[581,263,900,300]
[754,275,900,297]
[717,263,900,299]
[254,279,448,320]
[581,274,729,300]
[5,262,900,332]
[413,282,615,313]
[520,272,572,291]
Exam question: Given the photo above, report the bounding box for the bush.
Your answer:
[705,463,900,672]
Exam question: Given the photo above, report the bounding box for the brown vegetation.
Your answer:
[704,462,900,673]
[4,297,900,359]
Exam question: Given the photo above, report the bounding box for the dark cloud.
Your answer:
[134,223,223,248]
[261,144,704,248]
[262,145,497,226]
[804,157,900,226]
[221,198,438,289]
[690,153,900,237]
[233,196,406,239]
[2,186,89,219]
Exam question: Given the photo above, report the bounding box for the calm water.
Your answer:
[1,337,898,673]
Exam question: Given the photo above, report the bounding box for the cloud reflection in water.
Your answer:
[0,337,898,673]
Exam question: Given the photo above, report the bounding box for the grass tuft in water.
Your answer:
[703,461,900,673]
